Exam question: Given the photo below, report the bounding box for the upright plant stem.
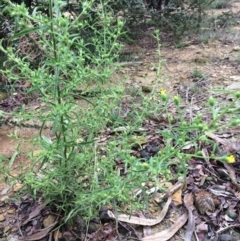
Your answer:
[49,0,68,163]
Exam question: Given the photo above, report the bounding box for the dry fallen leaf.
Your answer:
[13,182,23,192]
[22,204,46,225]
[19,222,57,241]
[171,188,183,206]
[164,176,186,199]
[184,193,195,241]
[43,214,56,228]
[107,197,172,226]
[142,212,188,241]
[53,230,63,241]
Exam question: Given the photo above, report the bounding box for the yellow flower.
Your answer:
[173,95,180,106]
[226,155,235,163]
[160,89,168,102]
[160,89,166,95]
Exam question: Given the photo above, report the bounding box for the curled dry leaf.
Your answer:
[184,193,195,241]
[195,190,215,214]
[107,197,172,226]
[19,221,57,241]
[22,204,46,225]
[142,212,188,241]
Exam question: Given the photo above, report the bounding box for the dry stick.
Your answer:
[70,229,83,240]
[118,222,142,241]
[17,218,24,238]
[216,224,240,234]
[202,148,220,181]
[194,231,200,241]
[48,232,52,241]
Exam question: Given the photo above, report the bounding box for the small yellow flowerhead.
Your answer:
[226,155,235,163]
[160,89,166,95]
[160,89,168,101]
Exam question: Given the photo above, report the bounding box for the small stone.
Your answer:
[219,234,232,241]
[226,209,237,220]
[232,46,240,51]
[0,214,6,222]
[140,150,150,160]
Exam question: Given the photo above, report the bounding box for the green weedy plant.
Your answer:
[0,0,142,221]
[141,91,240,185]
[1,0,239,227]
[128,31,240,186]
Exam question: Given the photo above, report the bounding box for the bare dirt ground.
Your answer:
[0,1,240,240]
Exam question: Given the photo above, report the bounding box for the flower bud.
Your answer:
[208,96,215,107]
